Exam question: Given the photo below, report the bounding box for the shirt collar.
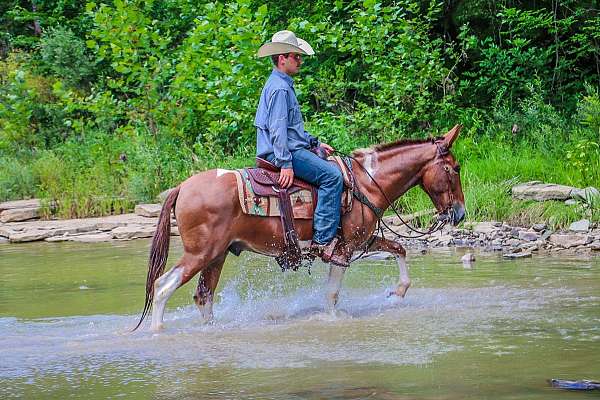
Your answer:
[272,68,294,87]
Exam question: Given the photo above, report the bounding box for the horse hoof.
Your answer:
[387,289,407,298]
[150,323,165,332]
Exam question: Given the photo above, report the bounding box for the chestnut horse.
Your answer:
[135,125,465,331]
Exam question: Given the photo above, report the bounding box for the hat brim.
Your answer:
[257,37,315,57]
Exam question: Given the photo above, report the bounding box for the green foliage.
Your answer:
[39,26,95,87]
[0,0,599,224]
[0,155,37,201]
[172,0,268,156]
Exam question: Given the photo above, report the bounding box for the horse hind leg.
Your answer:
[150,252,219,331]
[151,265,184,331]
[193,254,226,324]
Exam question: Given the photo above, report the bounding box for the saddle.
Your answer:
[244,157,352,271]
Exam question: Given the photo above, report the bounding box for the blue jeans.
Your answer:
[267,149,343,244]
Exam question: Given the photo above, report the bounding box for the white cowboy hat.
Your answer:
[257,30,315,57]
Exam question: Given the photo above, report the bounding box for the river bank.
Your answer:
[1,207,598,258]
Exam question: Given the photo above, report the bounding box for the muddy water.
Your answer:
[0,240,599,399]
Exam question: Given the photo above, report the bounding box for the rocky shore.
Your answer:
[0,204,174,244]
[1,180,598,257]
[1,205,598,258]
[382,219,600,258]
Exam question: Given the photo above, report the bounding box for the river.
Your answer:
[1,240,598,399]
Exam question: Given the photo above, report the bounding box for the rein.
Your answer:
[334,143,455,242]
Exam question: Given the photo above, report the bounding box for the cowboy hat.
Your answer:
[257,30,315,57]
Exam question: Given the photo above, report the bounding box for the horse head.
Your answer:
[419,125,466,226]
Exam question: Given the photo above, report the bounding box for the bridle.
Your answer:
[335,139,458,244]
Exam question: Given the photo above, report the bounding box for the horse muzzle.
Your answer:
[438,203,465,226]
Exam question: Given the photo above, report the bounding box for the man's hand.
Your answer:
[320,143,334,156]
[278,168,294,188]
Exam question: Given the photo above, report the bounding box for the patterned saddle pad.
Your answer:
[233,156,353,219]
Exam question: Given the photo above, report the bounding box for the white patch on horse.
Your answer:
[364,150,378,180]
[216,169,234,177]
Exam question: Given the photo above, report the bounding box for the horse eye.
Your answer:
[444,165,450,172]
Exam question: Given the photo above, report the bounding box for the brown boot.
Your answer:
[309,237,350,267]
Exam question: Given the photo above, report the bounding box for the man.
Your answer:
[254,30,344,261]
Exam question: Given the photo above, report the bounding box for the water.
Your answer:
[1,240,599,399]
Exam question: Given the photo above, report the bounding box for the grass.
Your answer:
[1,120,598,228]
[396,136,599,229]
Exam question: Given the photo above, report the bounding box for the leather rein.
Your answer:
[335,140,456,242]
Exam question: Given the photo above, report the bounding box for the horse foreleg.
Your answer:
[325,264,346,313]
[193,254,226,324]
[151,265,184,331]
[367,237,411,298]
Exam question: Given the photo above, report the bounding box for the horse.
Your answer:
[134,125,465,331]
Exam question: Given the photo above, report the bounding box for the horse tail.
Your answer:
[133,185,181,331]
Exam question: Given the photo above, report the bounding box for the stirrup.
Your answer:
[310,237,350,267]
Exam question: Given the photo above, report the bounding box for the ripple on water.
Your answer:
[0,277,590,382]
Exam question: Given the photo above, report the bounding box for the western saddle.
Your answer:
[245,157,348,270]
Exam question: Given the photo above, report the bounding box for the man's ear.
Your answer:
[443,124,462,148]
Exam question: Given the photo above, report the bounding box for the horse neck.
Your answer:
[355,142,438,206]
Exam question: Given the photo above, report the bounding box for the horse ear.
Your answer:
[443,124,462,148]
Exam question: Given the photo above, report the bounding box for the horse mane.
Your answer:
[354,136,444,154]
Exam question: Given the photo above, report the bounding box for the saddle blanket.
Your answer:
[234,157,353,219]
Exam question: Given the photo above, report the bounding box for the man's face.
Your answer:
[280,52,302,75]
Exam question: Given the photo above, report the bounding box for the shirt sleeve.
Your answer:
[267,89,293,169]
[305,131,320,148]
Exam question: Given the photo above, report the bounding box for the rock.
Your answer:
[472,222,497,234]
[549,234,590,248]
[532,223,546,232]
[540,230,554,241]
[591,241,600,251]
[170,226,180,236]
[506,239,521,247]
[112,225,155,240]
[569,219,590,232]
[0,199,41,211]
[461,253,475,263]
[512,181,575,201]
[565,199,577,205]
[68,233,113,243]
[134,204,162,218]
[432,234,453,246]
[95,222,125,231]
[157,188,175,204]
[503,251,532,259]
[44,235,70,242]
[571,186,600,204]
[0,208,39,223]
[0,226,16,238]
[51,224,97,236]
[9,229,52,242]
[519,230,539,242]
[0,236,9,244]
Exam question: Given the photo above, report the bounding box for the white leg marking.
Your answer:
[326,265,346,313]
[151,266,183,331]
[392,255,411,298]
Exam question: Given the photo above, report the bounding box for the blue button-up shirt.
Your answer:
[255,69,318,168]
